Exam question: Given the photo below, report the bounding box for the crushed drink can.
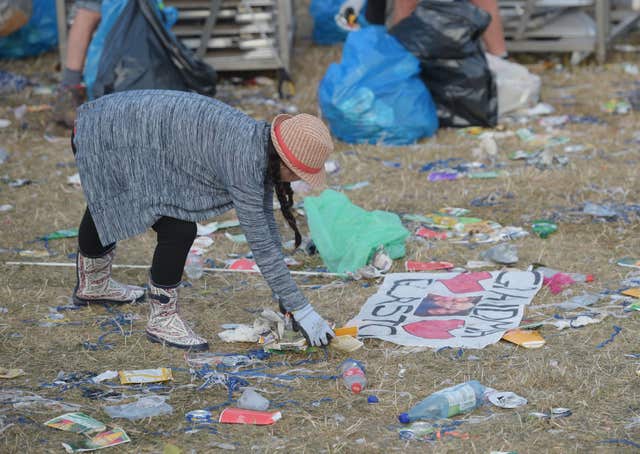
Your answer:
[185,410,213,424]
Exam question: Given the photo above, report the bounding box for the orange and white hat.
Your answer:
[270,113,334,188]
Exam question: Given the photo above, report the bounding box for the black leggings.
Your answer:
[78,208,197,287]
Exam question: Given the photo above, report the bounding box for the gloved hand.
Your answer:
[291,304,334,347]
[336,0,366,31]
[339,0,365,15]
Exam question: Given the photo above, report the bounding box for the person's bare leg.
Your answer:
[391,0,417,26]
[65,8,101,73]
[54,8,101,128]
[470,0,507,56]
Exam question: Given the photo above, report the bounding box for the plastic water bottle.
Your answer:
[339,359,367,394]
[398,380,486,423]
[184,251,204,280]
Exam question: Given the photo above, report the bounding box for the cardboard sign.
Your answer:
[349,271,542,349]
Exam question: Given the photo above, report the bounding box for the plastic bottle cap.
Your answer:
[351,383,362,394]
[398,413,410,424]
[367,395,379,404]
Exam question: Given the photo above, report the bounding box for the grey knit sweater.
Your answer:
[73,89,307,311]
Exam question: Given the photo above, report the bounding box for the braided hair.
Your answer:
[267,137,302,249]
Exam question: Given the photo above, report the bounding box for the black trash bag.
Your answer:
[92,0,216,99]
[390,0,497,127]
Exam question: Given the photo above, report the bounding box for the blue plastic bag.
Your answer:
[310,0,367,45]
[0,0,57,59]
[318,26,438,145]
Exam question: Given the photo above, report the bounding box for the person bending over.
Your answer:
[70,89,335,351]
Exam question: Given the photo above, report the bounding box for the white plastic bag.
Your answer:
[486,54,541,118]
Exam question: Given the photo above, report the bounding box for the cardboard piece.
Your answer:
[62,428,130,453]
[350,271,542,348]
[622,288,640,299]
[45,413,106,434]
[502,329,545,348]
[119,368,173,385]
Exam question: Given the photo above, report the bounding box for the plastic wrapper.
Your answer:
[103,395,172,420]
[318,26,438,145]
[390,0,498,127]
[304,189,409,273]
[118,367,172,384]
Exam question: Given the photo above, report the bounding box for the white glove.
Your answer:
[292,305,334,347]
[335,0,366,31]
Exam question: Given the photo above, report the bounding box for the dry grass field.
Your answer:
[1,5,640,453]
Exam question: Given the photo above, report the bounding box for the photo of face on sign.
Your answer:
[414,293,482,317]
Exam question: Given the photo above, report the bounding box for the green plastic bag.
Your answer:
[304,190,410,273]
[39,229,78,240]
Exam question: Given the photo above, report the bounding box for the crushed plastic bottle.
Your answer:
[398,380,486,423]
[237,388,270,411]
[339,359,366,394]
[582,202,618,218]
[184,250,204,280]
[531,220,557,239]
[557,293,601,311]
[480,243,518,265]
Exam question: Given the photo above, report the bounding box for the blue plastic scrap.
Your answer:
[596,325,622,349]
[419,158,463,172]
[83,306,142,351]
[0,71,30,94]
[599,439,640,449]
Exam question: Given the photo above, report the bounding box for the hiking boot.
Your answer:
[146,280,208,351]
[52,84,86,128]
[73,247,145,306]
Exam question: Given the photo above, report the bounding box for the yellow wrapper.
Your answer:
[622,288,640,299]
[119,368,173,384]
